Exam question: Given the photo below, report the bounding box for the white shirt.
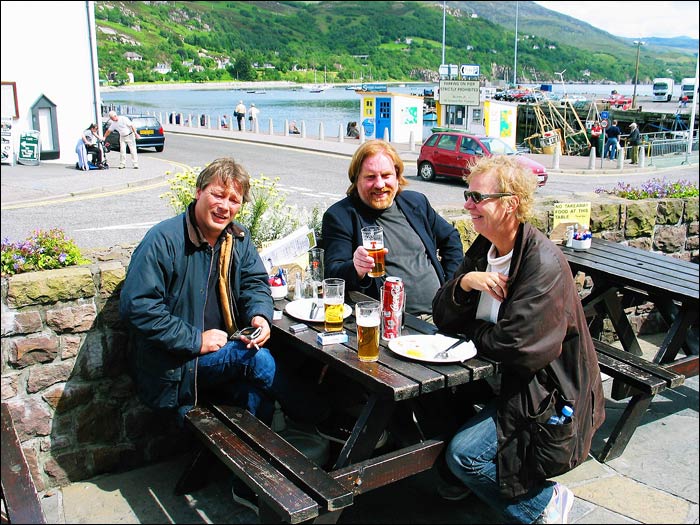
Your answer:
[248,106,260,120]
[107,116,136,137]
[475,244,512,323]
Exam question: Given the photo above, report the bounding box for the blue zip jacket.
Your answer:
[321,190,464,301]
[119,204,273,417]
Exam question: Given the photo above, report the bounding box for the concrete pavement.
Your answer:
[3,128,698,524]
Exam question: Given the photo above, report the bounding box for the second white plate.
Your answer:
[284,298,352,323]
[387,334,476,363]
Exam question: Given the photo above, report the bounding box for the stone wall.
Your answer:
[1,196,698,490]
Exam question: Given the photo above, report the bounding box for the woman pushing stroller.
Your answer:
[75,123,109,170]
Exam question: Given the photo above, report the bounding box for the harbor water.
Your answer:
[100,82,668,140]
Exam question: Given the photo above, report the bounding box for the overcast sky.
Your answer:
[535,1,699,39]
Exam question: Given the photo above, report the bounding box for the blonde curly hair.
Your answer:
[465,155,537,223]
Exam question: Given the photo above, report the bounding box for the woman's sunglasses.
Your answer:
[464,190,513,204]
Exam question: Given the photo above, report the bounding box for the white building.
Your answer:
[1,1,100,163]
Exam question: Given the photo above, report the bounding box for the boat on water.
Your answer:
[308,84,333,93]
[423,110,437,122]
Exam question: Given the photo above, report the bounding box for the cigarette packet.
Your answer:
[317,331,348,345]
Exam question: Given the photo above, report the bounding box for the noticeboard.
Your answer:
[438,80,480,106]
[17,130,40,165]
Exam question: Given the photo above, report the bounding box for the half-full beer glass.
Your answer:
[361,225,385,278]
[355,301,381,362]
[322,278,345,332]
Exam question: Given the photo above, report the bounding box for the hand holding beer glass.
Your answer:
[322,278,345,332]
[361,225,385,278]
[355,301,381,362]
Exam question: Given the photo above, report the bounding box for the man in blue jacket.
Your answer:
[120,158,326,428]
[322,139,463,320]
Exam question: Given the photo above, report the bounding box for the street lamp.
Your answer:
[513,1,519,86]
[632,40,645,109]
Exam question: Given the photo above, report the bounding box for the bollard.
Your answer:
[639,145,646,168]
[319,122,325,141]
[284,119,289,137]
[552,143,561,170]
[338,123,344,143]
[409,130,415,152]
[188,114,193,128]
[360,125,366,144]
[269,118,274,136]
[254,119,259,134]
[587,146,596,170]
[301,121,307,139]
[383,127,390,142]
[617,145,625,169]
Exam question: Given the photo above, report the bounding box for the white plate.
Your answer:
[387,335,476,363]
[284,298,352,323]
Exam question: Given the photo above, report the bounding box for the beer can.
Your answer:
[381,277,404,341]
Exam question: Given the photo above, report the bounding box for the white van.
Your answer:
[652,78,675,102]
[680,78,696,101]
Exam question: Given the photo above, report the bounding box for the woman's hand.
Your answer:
[460,271,509,301]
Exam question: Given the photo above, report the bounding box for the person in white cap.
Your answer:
[234,100,246,131]
[104,111,140,169]
[247,103,260,132]
[627,122,641,165]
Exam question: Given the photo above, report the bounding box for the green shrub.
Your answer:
[160,168,325,249]
[596,178,699,200]
[1,228,90,277]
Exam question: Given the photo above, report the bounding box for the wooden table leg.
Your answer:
[597,391,654,462]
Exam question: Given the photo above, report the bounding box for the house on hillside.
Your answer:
[1,0,100,163]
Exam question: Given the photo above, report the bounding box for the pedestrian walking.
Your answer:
[248,103,260,132]
[628,122,641,164]
[234,100,246,131]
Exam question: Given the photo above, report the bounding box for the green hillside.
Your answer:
[95,1,697,86]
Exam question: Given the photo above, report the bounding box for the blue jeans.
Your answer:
[197,340,329,426]
[445,401,554,524]
[604,137,619,160]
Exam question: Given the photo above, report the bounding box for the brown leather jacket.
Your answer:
[433,223,605,498]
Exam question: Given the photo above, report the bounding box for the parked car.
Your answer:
[103,115,165,153]
[417,131,548,187]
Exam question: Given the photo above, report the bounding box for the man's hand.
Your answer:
[200,328,228,354]
[247,316,270,349]
[353,245,387,279]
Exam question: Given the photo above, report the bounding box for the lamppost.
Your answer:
[632,40,645,109]
[513,1,519,86]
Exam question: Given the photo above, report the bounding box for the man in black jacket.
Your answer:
[322,139,463,320]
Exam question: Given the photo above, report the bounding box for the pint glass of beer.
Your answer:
[355,301,381,362]
[361,225,385,278]
[322,278,345,332]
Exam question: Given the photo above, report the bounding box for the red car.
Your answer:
[417,131,548,186]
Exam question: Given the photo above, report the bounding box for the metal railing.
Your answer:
[621,133,698,166]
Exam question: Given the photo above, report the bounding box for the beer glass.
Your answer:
[355,301,381,362]
[361,225,385,278]
[322,278,345,332]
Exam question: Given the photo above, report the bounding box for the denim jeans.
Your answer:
[604,137,619,160]
[445,401,554,524]
[197,340,329,426]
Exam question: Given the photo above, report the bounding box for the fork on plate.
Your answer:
[433,339,463,359]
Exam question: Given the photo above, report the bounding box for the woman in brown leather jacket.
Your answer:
[432,155,605,524]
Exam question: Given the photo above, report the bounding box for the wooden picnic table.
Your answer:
[560,237,697,461]
[178,290,499,523]
[561,237,698,378]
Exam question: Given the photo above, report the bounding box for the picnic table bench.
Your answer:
[1,402,46,524]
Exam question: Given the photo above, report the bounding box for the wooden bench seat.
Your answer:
[593,340,685,462]
[177,403,446,523]
[1,403,46,524]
